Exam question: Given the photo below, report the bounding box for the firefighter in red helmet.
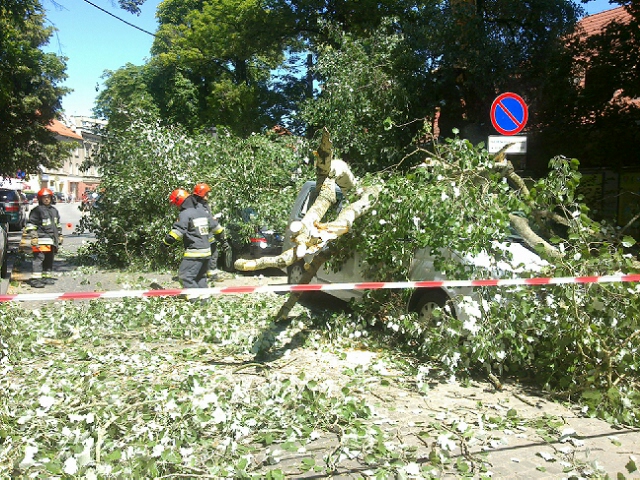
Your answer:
[192,182,229,279]
[24,188,63,288]
[163,188,224,300]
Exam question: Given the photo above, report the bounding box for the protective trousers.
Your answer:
[32,251,55,280]
[208,244,219,277]
[178,257,209,289]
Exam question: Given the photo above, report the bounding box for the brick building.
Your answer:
[27,116,104,201]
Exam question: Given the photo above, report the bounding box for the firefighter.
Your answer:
[24,188,63,288]
[192,182,229,279]
[163,188,226,299]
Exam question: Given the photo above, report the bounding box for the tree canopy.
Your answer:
[0,0,70,176]
[100,0,640,171]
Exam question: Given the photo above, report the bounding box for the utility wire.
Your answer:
[82,0,157,37]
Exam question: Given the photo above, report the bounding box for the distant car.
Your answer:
[220,207,284,272]
[53,192,67,204]
[24,191,37,204]
[0,206,9,278]
[0,188,29,231]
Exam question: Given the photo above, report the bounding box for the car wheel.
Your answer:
[287,261,306,285]
[412,290,455,325]
[222,246,237,272]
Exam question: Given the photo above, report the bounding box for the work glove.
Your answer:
[31,237,39,246]
[58,236,64,245]
[219,239,230,252]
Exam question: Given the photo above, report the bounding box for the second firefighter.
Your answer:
[163,188,226,297]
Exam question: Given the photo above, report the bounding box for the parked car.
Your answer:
[220,207,284,272]
[0,188,29,231]
[0,206,9,278]
[283,181,548,322]
[53,192,67,204]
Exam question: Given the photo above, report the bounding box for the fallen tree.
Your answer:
[234,127,567,277]
[236,130,640,429]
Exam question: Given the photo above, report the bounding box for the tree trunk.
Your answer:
[274,248,333,322]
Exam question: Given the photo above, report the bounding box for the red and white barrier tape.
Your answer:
[1,274,640,303]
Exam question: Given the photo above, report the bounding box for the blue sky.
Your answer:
[43,0,619,118]
[43,0,162,117]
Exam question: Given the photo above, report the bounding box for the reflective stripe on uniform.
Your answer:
[212,225,224,235]
[183,248,212,258]
[169,230,182,240]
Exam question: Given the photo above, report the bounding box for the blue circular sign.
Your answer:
[491,92,528,135]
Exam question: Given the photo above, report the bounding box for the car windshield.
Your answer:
[0,190,17,201]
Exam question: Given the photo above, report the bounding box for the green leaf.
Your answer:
[45,460,62,474]
[622,236,636,248]
[282,441,298,452]
[301,457,316,471]
[456,457,470,472]
[266,469,285,480]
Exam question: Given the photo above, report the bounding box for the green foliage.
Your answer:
[331,137,640,426]
[77,122,640,425]
[119,0,301,135]
[332,134,522,280]
[0,0,71,176]
[299,19,422,172]
[101,0,587,173]
[2,289,603,478]
[301,0,581,171]
[0,295,369,477]
[94,63,160,133]
[78,116,311,268]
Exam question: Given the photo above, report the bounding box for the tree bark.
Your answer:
[509,213,563,259]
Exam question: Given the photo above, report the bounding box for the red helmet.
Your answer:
[193,182,211,198]
[37,188,53,198]
[169,188,190,207]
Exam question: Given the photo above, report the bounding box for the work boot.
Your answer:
[207,269,221,281]
[42,277,56,285]
[30,279,45,288]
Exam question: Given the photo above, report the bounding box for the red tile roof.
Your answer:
[46,118,83,140]
[577,6,632,36]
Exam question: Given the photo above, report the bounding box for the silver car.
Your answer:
[283,181,548,322]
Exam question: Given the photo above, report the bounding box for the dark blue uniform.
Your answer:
[164,196,221,290]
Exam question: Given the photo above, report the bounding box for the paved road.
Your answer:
[1,202,89,294]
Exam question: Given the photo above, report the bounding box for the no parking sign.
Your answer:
[490,92,528,135]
